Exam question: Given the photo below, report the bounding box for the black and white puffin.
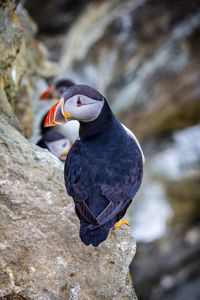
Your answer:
[37,79,79,159]
[37,113,72,161]
[39,78,79,144]
[40,79,75,100]
[37,130,71,161]
[45,85,144,246]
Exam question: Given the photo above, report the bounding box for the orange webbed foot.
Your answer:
[114,219,130,229]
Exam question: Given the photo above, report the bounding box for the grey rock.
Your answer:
[24,0,90,34]
[0,120,136,299]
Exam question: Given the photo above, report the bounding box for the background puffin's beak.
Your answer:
[44,98,67,127]
[39,87,56,101]
[59,151,68,161]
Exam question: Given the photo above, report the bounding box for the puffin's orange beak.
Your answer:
[44,98,72,127]
[39,87,56,101]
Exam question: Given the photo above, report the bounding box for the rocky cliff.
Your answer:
[2,0,200,299]
[0,1,137,299]
[0,0,58,138]
[0,123,136,299]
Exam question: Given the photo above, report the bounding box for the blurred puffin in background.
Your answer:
[37,78,79,160]
[37,113,72,161]
[40,78,75,101]
[44,84,144,246]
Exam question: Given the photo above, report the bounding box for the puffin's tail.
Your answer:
[79,220,114,247]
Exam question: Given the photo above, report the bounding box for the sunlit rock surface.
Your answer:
[0,120,136,299]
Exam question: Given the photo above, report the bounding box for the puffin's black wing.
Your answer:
[65,137,142,225]
[65,140,85,200]
[65,140,100,226]
[89,139,143,229]
[107,137,142,198]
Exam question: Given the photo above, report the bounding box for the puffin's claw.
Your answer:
[114,219,130,229]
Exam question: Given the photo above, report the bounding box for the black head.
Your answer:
[62,85,104,102]
[55,79,75,98]
[40,78,75,100]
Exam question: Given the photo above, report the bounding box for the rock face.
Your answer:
[0,120,136,299]
[0,1,58,138]
[0,1,137,299]
[24,0,90,34]
[2,0,200,298]
[23,0,93,62]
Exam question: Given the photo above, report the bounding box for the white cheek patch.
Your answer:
[63,95,104,122]
[77,100,104,122]
[46,139,71,158]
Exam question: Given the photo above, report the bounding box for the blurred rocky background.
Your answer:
[1,0,200,299]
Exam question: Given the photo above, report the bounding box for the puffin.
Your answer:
[44,85,144,246]
[40,79,75,100]
[39,78,79,144]
[37,78,79,159]
[37,113,72,161]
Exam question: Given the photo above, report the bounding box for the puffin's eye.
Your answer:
[77,97,82,107]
